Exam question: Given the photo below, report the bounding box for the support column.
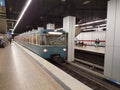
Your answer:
[0,19,7,33]
[104,0,120,82]
[46,23,55,30]
[38,27,44,31]
[63,16,76,61]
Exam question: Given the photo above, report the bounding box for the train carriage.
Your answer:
[15,29,67,60]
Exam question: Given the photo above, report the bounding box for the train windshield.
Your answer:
[38,34,67,45]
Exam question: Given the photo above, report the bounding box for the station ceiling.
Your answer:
[5,0,108,33]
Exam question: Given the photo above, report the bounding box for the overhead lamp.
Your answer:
[61,0,66,2]
[75,24,79,27]
[80,19,107,26]
[12,0,32,33]
[83,1,91,5]
[54,28,63,31]
[48,32,62,35]
[100,24,106,27]
[85,26,93,29]
[83,27,106,31]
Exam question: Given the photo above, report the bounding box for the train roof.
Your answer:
[18,29,66,36]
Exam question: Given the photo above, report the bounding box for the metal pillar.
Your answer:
[63,16,76,61]
[104,0,120,82]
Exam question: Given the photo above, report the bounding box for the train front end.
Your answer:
[36,29,67,60]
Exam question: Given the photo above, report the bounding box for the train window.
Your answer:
[39,35,46,45]
[37,35,40,45]
[33,35,37,44]
[37,34,66,46]
[28,37,30,43]
[30,37,31,43]
[46,34,66,45]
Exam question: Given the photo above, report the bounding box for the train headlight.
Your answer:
[63,48,66,52]
[43,49,48,52]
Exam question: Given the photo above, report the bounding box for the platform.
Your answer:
[75,46,105,54]
[0,42,92,90]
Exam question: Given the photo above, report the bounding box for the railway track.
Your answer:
[75,49,104,66]
[75,49,104,74]
[74,58,104,74]
[52,62,120,90]
[48,49,120,90]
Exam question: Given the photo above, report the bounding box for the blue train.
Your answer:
[15,29,67,60]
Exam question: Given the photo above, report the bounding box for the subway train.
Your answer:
[15,29,67,60]
[76,30,106,47]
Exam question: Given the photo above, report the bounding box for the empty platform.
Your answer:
[0,43,64,90]
[0,42,92,90]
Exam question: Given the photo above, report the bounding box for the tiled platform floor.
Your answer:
[0,43,64,90]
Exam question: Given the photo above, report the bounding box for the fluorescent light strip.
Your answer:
[48,32,62,35]
[80,19,107,26]
[55,28,63,31]
[99,24,106,27]
[13,0,32,32]
[83,27,106,31]
[75,19,107,27]
[83,1,91,5]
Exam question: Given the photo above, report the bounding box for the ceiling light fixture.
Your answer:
[48,32,62,35]
[12,0,32,33]
[83,0,91,5]
[80,19,107,26]
[61,0,66,2]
